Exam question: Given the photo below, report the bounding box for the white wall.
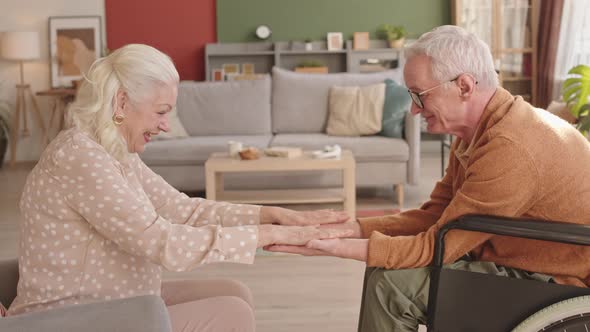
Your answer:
[0,0,105,162]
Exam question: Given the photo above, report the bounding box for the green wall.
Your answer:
[217,0,451,42]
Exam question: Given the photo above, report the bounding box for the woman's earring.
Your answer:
[112,113,125,125]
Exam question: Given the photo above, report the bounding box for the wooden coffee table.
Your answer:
[205,150,356,217]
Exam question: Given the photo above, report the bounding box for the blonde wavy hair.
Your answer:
[68,44,179,162]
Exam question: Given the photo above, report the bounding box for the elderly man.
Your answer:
[268,25,590,331]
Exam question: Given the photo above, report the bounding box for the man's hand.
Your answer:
[264,238,369,262]
[319,219,363,238]
[256,224,353,248]
[260,206,349,226]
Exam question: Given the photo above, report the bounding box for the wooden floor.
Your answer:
[0,147,442,332]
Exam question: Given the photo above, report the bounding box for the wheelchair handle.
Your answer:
[434,214,590,268]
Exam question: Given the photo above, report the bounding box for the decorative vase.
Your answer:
[389,38,405,49]
[305,42,313,51]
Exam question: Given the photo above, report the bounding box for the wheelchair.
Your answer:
[427,215,590,332]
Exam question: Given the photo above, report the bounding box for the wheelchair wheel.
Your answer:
[512,295,590,332]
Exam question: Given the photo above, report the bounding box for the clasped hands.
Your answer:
[257,207,368,262]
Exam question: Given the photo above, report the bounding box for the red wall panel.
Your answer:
[105,0,216,81]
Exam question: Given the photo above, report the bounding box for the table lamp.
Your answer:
[1,31,48,166]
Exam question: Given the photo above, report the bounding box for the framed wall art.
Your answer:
[49,16,102,88]
[353,32,370,50]
[242,63,255,75]
[212,68,224,81]
[327,32,343,51]
[222,63,240,75]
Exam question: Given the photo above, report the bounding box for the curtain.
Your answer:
[459,0,493,47]
[552,0,590,101]
[535,0,564,108]
[500,0,529,76]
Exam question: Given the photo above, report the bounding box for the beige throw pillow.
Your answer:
[153,107,189,140]
[326,83,386,136]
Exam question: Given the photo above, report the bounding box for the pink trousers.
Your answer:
[161,279,255,332]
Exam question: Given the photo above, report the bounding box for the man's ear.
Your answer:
[115,90,128,114]
[457,74,476,97]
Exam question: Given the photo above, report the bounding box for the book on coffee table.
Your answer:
[264,146,303,158]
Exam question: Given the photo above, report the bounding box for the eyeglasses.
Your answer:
[407,78,457,109]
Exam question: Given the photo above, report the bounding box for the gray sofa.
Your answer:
[0,259,171,332]
[141,68,420,206]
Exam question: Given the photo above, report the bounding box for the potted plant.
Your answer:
[294,60,328,74]
[377,24,407,48]
[563,64,590,135]
[0,99,12,168]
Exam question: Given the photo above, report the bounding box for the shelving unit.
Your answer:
[452,0,538,104]
[205,40,402,80]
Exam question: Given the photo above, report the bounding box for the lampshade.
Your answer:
[1,31,40,61]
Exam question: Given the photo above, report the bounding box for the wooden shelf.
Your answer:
[205,40,401,80]
[209,51,275,56]
[350,48,398,54]
[279,50,347,55]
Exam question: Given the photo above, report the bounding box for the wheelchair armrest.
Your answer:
[433,214,590,268]
[0,295,171,332]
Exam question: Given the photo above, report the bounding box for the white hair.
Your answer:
[404,25,498,89]
[68,44,179,161]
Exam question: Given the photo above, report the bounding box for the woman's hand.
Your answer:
[264,238,369,262]
[256,224,353,248]
[260,206,349,226]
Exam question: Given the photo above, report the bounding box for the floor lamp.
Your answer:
[1,31,48,167]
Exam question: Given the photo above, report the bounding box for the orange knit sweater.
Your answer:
[359,88,590,287]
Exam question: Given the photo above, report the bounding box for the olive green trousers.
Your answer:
[357,260,553,332]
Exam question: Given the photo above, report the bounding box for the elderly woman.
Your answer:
[7,44,350,331]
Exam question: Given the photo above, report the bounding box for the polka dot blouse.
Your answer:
[8,128,260,315]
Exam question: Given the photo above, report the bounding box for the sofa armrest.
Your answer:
[404,111,421,185]
[1,295,171,332]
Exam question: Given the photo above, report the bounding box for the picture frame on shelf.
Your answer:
[212,68,224,81]
[327,32,343,51]
[353,32,369,50]
[222,63,240,75]
[49,16,102,88]
[242,63,255,75]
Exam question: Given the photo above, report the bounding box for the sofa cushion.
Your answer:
[379,79,412,138]
[272,67,404,134]
[177,77,272,136]
[270,133,408,162]
[326,83,385,136]
[140,135,273,166]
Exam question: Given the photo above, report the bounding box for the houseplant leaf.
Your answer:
[563,64,590,118]
[577,114,590,133]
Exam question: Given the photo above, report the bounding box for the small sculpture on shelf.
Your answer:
[304,38,313,51]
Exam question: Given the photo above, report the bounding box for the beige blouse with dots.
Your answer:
[8,128,260,315]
